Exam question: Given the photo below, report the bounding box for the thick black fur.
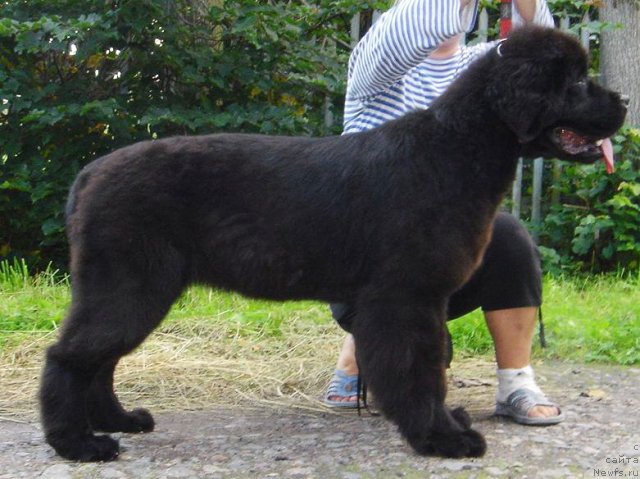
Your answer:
[40,27,626,461]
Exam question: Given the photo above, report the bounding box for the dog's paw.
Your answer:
[125,408,155,433]
[48,433,120,462]
[450,428,486,458]
[409,428,487,458]
[91,408,155,433]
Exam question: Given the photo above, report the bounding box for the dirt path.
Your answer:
[2,361,639,478]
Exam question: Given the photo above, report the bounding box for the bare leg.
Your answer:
[485,307,561,418]
[335,334,358,375]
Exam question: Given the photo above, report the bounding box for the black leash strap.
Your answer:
[356,373,365,415]
[355,373,380,417]
[538,308,547,348]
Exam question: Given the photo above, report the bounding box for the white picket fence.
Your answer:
[346,10,593,238]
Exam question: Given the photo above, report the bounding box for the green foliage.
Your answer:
[540,127,640,273]
[0,0,361,269]
[1,0,636,276]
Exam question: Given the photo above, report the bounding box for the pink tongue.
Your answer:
[600,138,615,174]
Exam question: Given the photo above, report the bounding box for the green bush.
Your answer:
[1,0,374,270]
[540,127,640,273]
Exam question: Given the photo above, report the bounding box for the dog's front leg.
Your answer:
[351,293,486,458]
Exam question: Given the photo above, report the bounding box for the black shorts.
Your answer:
[331,212,542,332]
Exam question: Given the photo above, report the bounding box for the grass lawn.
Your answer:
[1,259,638,418]
[449,273,640,364]
[1,259,639,363]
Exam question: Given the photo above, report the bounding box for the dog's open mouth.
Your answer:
[552,127,615,173]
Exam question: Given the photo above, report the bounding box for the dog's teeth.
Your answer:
[595,139,604,146]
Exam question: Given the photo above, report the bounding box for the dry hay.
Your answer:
[1,316,519,423]
[0,318,345,422]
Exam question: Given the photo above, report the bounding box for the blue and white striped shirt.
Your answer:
[344,0,554,133]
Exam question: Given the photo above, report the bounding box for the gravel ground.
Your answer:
[2,361,639,479]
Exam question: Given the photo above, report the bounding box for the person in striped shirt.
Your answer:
[324,0,564,425]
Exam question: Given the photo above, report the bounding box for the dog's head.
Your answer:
[486,26,627,172]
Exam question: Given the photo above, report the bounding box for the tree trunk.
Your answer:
[599,0,640,127]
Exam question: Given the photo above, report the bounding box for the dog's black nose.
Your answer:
[619,94,630,107]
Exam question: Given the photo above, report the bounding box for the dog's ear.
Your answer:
[488,60,560,143]
[497,92,553,143]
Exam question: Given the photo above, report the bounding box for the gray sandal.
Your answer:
[324,370,360,408]
[495,388,565,425]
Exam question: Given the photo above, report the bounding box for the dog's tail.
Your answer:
[65,170,90,221]
[65,175,83,220]
[65,157,105,221]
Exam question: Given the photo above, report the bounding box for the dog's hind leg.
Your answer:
[41,293,180,461]
[40,341,120,462]
[351,293,486,458]
[86,359,155,433]
[40,250,185,461]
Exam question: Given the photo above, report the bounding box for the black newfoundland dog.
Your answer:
[40,26,626,461]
